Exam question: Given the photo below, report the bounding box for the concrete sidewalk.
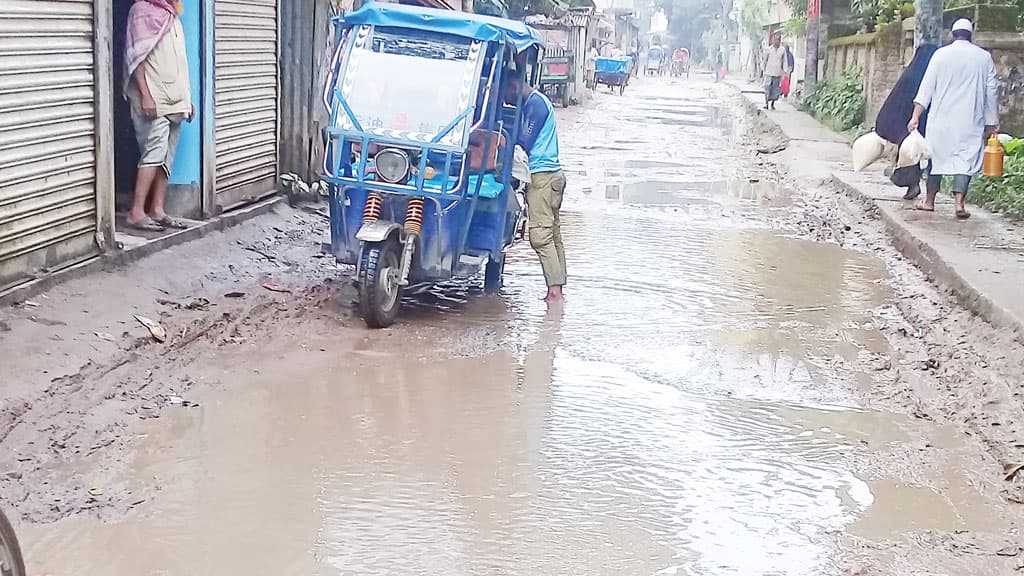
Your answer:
[732,79,1024,336]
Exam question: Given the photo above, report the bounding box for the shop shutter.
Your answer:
[214,0,280,212]
[0,0,102,290]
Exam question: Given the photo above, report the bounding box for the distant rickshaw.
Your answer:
[671,48,690,78]
[595,56,631,94]
[646,44,665,75]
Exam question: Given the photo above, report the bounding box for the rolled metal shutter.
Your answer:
[214,0,279,212]
[0,0,101,290]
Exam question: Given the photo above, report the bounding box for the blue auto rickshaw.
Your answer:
[321,3,544,327]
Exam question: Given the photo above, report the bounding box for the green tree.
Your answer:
[782,0,807,16]
[660,0,726,60]
[739,0,768,74]
[702,16,727,62]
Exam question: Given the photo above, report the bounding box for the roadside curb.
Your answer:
[0,196,284,306]
[830,174,1024,337]
[731,87,793,152]
[726,79,1024,339]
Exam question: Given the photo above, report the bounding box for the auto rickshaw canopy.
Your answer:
[337,2,545,53]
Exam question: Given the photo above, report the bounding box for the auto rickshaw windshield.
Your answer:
[336,27,483,146]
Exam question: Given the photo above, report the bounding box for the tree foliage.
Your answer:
[739,0,768,73]
[659,0,727,61]
[782,0,807,17]
[970,155,1024,220]
[476,0,570,19]
[702,17,727,62]
[802,66,865,131]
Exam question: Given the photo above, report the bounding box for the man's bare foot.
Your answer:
[915,202,935,212]
[954,194,969,219]
[544,286,564,303]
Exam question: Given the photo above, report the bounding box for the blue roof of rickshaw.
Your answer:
[338,2,545,53]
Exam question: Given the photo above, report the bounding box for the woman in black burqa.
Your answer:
[874,44,938,200]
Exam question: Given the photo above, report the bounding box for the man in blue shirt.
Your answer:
[508,77,566,303]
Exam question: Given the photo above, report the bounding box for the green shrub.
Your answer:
[802,66,865,132]
[1002,137,1024,157]
[968,156,1024,220]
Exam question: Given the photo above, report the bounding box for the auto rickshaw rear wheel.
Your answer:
[484,254,505,294]
[358,239,402,328]
[0,508,25,576]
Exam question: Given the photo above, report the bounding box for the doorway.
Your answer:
[110,0,204,248]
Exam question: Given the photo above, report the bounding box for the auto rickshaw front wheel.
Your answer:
[0,507,25,576]
[358,239,402,328]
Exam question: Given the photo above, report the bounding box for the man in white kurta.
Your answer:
[908,18,999,219]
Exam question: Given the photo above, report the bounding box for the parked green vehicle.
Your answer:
[540,54,572,107]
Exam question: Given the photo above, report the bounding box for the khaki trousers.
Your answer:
[527,170,567,287]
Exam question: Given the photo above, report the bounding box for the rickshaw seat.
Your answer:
[468,129,505,173]
[422,172,504,199]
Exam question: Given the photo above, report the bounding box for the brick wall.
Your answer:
[824,22,906,127]
[825,23,1024,135]
[978,33,1024,136]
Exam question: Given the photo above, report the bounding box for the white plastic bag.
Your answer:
[852,131,887,172]
[512,145,531,183]
[897,130,931,168]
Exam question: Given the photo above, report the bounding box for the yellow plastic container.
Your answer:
[983,135,1004,177]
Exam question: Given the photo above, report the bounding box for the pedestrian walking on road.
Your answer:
[780,44,795,98]
[124,0,195,232]
[875,43,939,200]
[908,19,999,219]
[508,77,567,304]
[763,35,790,110]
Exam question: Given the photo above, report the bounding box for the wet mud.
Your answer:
[3,75,1024,575]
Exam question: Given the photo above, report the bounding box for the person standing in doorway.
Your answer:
[908,19,999,219]
[763,34,790,110]
[508,77,566,304]
[123,0,194,231]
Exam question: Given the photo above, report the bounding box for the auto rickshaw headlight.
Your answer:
[375,149,410,184]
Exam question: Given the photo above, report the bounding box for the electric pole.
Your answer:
[805,0,820,93]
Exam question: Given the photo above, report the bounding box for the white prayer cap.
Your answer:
[951,18,974,33]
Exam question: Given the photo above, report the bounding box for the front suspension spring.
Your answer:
[362,192,382,224]
[404,197,424,236]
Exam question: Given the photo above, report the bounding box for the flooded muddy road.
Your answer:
[17,76,1024,575]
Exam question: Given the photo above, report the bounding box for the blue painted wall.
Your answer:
[169,0,201,186]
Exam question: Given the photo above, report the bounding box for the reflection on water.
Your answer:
[21,78,1013,576]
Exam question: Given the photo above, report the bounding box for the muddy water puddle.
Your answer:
[20,78,1017,575]
[24,336,1007,576]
